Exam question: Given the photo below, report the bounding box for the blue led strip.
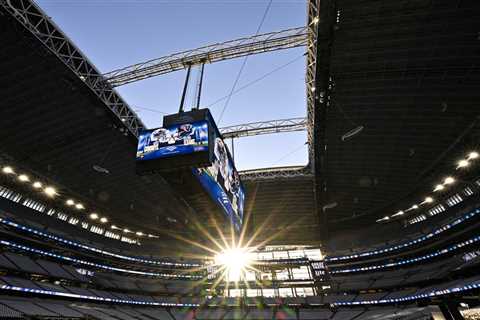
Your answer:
[326,208,480,263]
[332,279,480,306]
[1,278,479,307]
[0,217,201,268]
[330,235,480,274]
[0,285,199,307]
[0,240,202,280]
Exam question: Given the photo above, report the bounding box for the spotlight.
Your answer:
[32,182,43,189]
[424,197,434,203]
[66,199,75,206]
[392,211,404,217]
[75,203,84,210]
[111,225,119,230]
[444,177,455,185]
[135,231,144,236]
[457,160,469,168]
[89,213,99,220]
[412,204,419,209]
[18,174,29,182]
[434,184,444,192]
[123,228,131,233]
[2,167,14,174]
[100,217,108,223]
[44,187,56,197]
[215,247,253,282]
[468,152,479,160]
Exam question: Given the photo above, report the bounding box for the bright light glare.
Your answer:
[468,152,479,160]
[44,186,56,197]
[18,174,29,182]
[457,159,469,168]
[2,167,14,174]
[444,177,455,185]
[424,197,434,203]
[215,247,253,282]
[32,182,42,189]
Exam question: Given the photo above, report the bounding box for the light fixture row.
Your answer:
[377,151,479,223]
[1,165,157,239]
[3,166,57,197]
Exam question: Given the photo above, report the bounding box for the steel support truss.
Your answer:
[104,27,307,87]
[220,118,307,139]
[0,0,145,137]
[309,0,336,240]
[235,1,322,184]
[239,166,312,181]
[0,0,322,183]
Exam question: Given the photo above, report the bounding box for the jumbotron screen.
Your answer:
[193,130,245,231]
[135,108,244,231]
[136,121,209,161]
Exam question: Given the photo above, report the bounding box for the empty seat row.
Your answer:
[0,251,89,282]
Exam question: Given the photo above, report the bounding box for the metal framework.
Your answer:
[220,118,307,139]
[0,0,145,137]
[0,0,319,182]
[308,0,336,240]
[239,166,312,181]
[104,27,307,87]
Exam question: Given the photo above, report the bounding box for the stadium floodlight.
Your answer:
[136,231,144,236]
[444,177,455,185]
[376,216,390,223]
[392,211,404,217]
[44,187,57,197]
[18,174,29,182]
[123,228,131,233]
[100,217,108,223]
[111,225,119,230]
[2,166,14,174]
[75,203,85,210]
[66,199,75,206]
[424,197,434,204]
[411,204,419,209]
[32,182,43,189]
[215,247,253,282]
[468,151,479,160]
[434,184,445,192]
[457,159,469,168]
[89,213,99,220]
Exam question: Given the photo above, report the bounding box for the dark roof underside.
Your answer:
[323,0,480,231]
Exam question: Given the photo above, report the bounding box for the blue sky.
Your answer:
[36,0,308,170]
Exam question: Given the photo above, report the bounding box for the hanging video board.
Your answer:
[135,109,244,231]
[136,121,209,161]
[192,131,245,232]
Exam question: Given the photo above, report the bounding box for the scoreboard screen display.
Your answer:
[136,121,209,161]
[135,108,244,231]
[192,126,244,232]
